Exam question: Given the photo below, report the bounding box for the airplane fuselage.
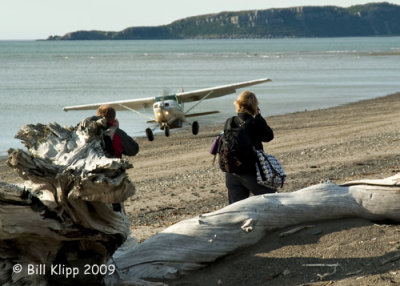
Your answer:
[153,96,185,129]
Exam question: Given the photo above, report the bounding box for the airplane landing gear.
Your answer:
[164,126,170,137]
[192,121,199,135]
[146,128,154,141]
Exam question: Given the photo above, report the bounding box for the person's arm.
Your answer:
[254,112,274,143]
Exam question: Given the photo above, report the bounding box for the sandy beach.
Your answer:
[1,93,400,285]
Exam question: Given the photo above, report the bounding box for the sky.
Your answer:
[1,0,400,40]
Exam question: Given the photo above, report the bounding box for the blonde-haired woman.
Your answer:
[222,90,275,204]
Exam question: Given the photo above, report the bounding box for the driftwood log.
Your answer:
[2,119,400,285]
[106,173,400,285]
[0,119,135,285]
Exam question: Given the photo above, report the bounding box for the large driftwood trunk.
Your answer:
[107,173,400,285]
[0,120,135,285]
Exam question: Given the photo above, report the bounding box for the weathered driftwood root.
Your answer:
[0,120,135,285]
[107,173,400,285]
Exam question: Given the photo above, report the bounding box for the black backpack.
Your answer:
[115,128,139,156]
[218,117,254,173]
[103,127,139,157]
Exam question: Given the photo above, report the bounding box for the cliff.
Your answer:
[47,2,400,40]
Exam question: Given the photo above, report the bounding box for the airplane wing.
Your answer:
[176,78,271,103]
[63,97,156,112]
[63,78,271,112]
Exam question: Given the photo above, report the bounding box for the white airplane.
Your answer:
[63,78,271,141]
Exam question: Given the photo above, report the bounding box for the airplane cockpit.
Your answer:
[153,95,184,111]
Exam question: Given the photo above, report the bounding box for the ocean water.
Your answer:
[1,37,400,156]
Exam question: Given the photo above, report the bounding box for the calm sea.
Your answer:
[1,37,400,156]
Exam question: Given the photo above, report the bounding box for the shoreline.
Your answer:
[131,92,400,141]
[1,92,399,159]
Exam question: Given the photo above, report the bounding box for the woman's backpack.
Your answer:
[218,117,254,173]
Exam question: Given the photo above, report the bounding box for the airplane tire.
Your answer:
[164,126,170,137]
[146,128,154,141]
[192,121,199,135]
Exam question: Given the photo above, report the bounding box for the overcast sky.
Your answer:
[2,0,400,40]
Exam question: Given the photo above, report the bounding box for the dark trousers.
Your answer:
[225,172,276,204]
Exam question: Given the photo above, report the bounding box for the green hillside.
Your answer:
[47,2,400,40]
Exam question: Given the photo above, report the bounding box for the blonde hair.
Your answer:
[234,91,258,115]
[96,105,116,123]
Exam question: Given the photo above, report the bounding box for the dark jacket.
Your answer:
[104,125,139,158]
[236,112,274,150]
[114,127,139,157]
[222,113,274,174]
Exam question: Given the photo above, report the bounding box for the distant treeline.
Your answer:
[47,2,400,40]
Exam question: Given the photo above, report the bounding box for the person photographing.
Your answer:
[96,105,139,159]
[218,90,275,204]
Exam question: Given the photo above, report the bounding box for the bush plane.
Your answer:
[63,78,271,141]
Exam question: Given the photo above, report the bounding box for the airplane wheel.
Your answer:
[192,121,199,135]
[164,126,170,137]
[146,128,154,141]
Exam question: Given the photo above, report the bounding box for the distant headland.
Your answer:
[47,2,400,40]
